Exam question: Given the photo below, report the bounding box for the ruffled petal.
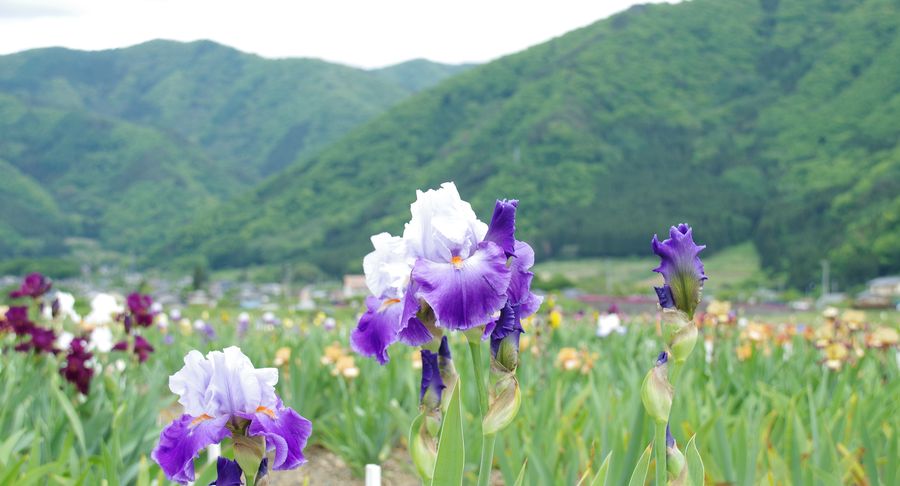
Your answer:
[411,241,512,331]
[351,296,403,364]
[490,303,523,358]
[483,199,518,257]
[651,224,706,315]
[151,414,230,483]
[506,241,543,318]
[247,403,312,471]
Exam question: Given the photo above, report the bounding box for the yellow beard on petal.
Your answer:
[255,406,277,418]
[451,256,464,269]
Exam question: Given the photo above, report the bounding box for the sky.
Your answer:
[0,0,676,68]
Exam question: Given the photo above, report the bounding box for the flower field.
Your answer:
[1,183,899,485]
[1,295,898,484]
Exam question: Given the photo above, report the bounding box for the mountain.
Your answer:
[0,93,226,255]
[155,0,900,287]
[373,59,474,92]
[0,40,470,256]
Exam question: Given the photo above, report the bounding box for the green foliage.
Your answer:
[0,41,465,259]
[373,59,473,92]
[156,0,900,287]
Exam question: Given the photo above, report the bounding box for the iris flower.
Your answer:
[121,292,156,333]
[352,182,541,364]
[652,224,707,317]
[152,347,311,483]
[9,273,52,299]
[60,337,94,394]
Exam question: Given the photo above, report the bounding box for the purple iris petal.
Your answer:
[419,349,445,405]
[411,241,512,331]
[506,240,543,318]
[397,282,431,346]
[209,457,243,486]
[490,303,523,358]
[438,335,452,360]
[245,403,312,471]
[651,224,706,315]
[10,273,52,299]
[5,306,34,335]
[60,338,93,394]
[654,285,675,309]
[151,414,231,483]
[134,335,155,363]
[126,292,156,327]
[656,351,669,366]
[665,423,675,449]
[351,296,404,364]
[483,199,518,257]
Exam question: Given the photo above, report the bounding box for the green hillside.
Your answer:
[0,41,468,256]
[0,93,226,254]
[154,0,900,288]
[0,40,466,179]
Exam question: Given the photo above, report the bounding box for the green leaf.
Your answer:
[136,456,150,486]
[0,430,28,466]
[50,385,86,455]
[589,451,612,486]
[627,444,652,486]
[685,435,704,486]
[430,381,464,486]
[513,459,528,486]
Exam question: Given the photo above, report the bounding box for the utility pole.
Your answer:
[820,259,830,296]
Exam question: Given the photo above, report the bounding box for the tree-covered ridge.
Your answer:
[0,93,224,256]
[372,59,474,92]
[155,0,900,287]
[0,40,469,257]
[0,40,468,179]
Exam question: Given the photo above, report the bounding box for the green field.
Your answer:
[535,242,765,298]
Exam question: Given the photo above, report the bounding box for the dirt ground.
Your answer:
[268,446,505,485]
[269,446,421,486]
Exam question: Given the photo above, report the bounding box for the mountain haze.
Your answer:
[155,0,900,287]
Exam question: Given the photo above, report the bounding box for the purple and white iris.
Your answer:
[651,224,707,317]
[351,182,542,364]
[151,347,311,483]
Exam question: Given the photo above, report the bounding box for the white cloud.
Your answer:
[0,0,677,68]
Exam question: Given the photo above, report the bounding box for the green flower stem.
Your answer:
[466,334,494,486]
[478,433,497,486]
[670,360,685,394]
[466,335,489,415]
[655,421,667,486]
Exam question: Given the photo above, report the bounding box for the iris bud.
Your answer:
[483,373,522,435]
[410,416,438,481]
[232,434,266,486]
[666,425,686,482]
[641,352,673,424]
[662,308,698,363]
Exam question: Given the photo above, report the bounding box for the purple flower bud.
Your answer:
[419,349,445,409]
[209,457,243,486]
[651,224,707,317]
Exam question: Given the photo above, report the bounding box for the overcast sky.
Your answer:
[0,0,676,68]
